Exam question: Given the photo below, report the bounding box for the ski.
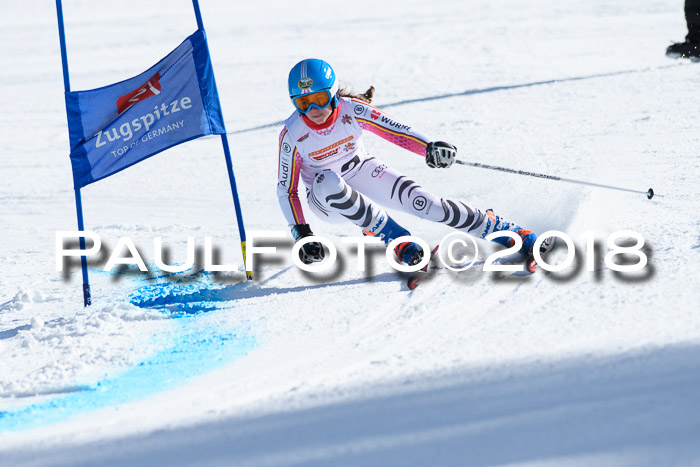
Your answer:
[407,245,440,290]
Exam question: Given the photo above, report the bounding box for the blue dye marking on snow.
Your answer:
[129,280,220,311]
[128,271,246,312]
[0,316,256,432]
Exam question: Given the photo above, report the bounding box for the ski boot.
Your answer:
[483,209,537,255]
[393,241,424,266]
[666,40,700,60]
[362,215,424,266]
[483,209,553,273]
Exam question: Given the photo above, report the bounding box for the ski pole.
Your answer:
[454,159,656,199]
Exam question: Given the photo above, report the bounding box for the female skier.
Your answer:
[277,58,544,271]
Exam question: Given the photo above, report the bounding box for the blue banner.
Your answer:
[65,29,225,188]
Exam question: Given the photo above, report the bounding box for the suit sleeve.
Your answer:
[277,127,307,226]
[352,99,431,157]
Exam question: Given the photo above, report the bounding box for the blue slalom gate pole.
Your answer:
[192,0,205,30]
[56,0,92,306]
[220,133,253,280]
[191,0,253,280]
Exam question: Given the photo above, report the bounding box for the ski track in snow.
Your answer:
[1,0,700,465]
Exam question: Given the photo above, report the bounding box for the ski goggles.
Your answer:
[292,90,332,113]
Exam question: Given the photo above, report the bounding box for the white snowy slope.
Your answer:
[1,0,699,465]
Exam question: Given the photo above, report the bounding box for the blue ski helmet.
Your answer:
[288,59,339,113]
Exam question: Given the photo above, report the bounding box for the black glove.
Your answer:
[291,224,325,265]
[425,141,457,168]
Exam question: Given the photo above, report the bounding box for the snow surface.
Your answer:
[1,0,699,465]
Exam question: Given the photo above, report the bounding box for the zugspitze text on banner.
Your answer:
[64,29,225,188]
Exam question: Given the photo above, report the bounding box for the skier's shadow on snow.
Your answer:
[297,242,390,285]
[130,271,405,310]
[249,240,388,285]
[130,244,408,310]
